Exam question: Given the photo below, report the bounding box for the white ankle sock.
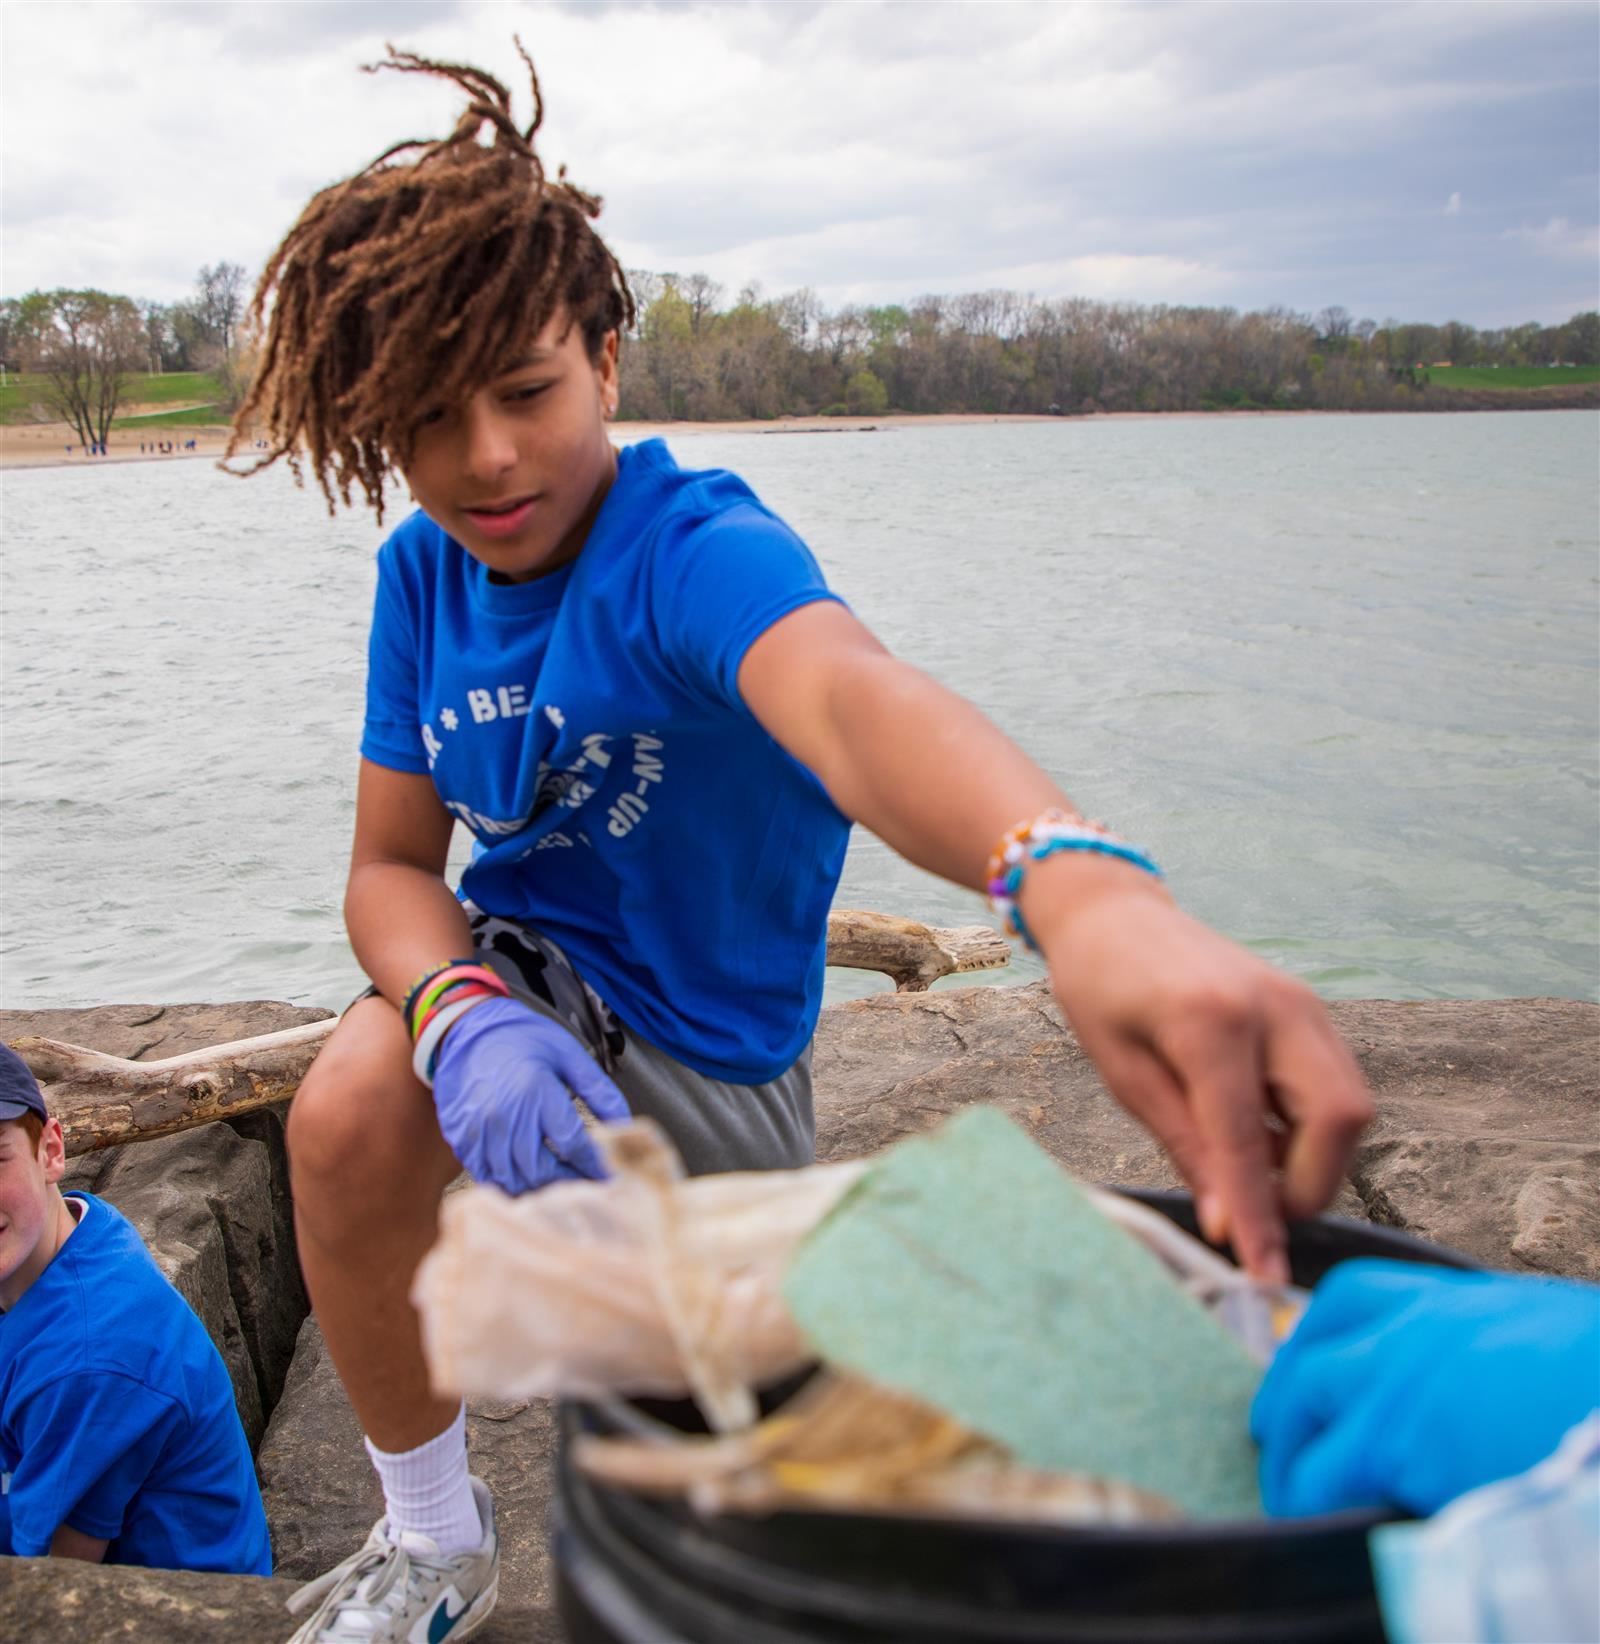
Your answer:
[364,1404,482,1556]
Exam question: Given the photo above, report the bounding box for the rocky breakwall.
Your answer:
[1,987,1595,1643]
[812,986,1600,1279]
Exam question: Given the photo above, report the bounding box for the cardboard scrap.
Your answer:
[781,1107,1264,1520]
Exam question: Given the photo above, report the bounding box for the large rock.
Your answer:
[815,985,1599,1276]
[0,999,326,1062]
[1,1002,326,1444]
[1337,997,1599,1277]
[257,1316,562,1643]
[0,1557,300,1644]
[814,979,1181,1185]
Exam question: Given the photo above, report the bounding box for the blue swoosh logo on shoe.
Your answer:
[428,1591,468,1643]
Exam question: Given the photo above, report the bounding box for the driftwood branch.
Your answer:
[12,910,1011,1155]
[18,1020,337,1156]
[826,909,1011,992]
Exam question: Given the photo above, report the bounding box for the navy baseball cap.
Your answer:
[0,1043,48,1124]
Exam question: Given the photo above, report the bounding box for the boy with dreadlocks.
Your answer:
[233,43,1372,1643]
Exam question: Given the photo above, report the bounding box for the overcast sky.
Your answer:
[3,1,1597,327]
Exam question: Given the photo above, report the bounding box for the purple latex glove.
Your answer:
[431,996,630,1193]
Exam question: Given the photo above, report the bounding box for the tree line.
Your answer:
[3,260,1597,449]
[615,280,1600,421]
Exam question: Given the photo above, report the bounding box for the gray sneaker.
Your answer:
[284,1477,499,1643]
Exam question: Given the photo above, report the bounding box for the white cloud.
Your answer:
[1502,217,1600,260]
[1,1,1595,325]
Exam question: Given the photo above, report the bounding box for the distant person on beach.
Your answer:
[0,1045,270,1575]
[225,44,1373,1643]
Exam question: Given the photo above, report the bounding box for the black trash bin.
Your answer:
[553,1191,1475,1644]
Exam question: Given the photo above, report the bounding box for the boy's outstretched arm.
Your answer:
[738,601,1374,1283]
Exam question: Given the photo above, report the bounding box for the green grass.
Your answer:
[112,403,228,429]
[1426,364,1600,389]
[0,370,223,423]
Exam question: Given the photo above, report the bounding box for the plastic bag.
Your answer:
[1084,1187,1306,1364]
[412,1118,865,1431]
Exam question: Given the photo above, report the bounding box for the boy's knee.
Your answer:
[288,1007,446,1205]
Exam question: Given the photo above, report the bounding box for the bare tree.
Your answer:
[20,289,146,448]
[139,300,176,373]
[624,269,665,333]
[773,287,822,346]
[680,272,724,337]
[1316,305,1353,346]
[195,261,249,359]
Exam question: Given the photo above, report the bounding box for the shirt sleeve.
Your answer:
[651,501,845,714]
[360,550,430,773]
[4,1370,184,1554]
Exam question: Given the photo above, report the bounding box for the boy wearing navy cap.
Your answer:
[0,1043,271,1573]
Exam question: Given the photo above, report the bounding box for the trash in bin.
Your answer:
[574,1364,1181,1525]
[413,1117,865,1430]
[783,1108,1270,1519]
[415,1108,1301,1522]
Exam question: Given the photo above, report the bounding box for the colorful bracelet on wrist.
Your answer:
[401,958,511,1054]
[411,995,488,1088]
[985,806,1164,952]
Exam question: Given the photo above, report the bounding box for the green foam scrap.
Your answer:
[782,1107,1264,1520]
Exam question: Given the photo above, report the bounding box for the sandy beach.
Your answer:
[0,407,1339,472]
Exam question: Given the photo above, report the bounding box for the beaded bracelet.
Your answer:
[411,995,487,1089]
[986,807,1164,951]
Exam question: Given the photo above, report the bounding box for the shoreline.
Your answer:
[2,403,1594,473]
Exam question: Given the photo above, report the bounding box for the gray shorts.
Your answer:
[367,906,815,1177]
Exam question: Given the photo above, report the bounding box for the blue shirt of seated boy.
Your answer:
[0,1191,271,1573]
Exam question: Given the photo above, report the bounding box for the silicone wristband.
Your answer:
[405,962,508,1039]
[411,995,489,1089]
[412,981,502,1047]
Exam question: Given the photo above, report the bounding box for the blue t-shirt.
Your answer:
[361,438,852,1083]
[0,1195,271,1574]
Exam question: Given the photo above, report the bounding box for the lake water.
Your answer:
[2,412,1597,1014]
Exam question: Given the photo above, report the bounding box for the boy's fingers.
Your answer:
[1265,1014,1374,1219]
[1179,1024,1289,1283]
[541,1088,611,1179]
[553,1046,631,1125]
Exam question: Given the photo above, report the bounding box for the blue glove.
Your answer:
[431,996,631,1194]
[1251,1258,1600,1519]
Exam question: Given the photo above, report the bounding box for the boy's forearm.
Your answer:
[814,650,1165,933]
[345,861,476,1007]
[818,651,1060,886]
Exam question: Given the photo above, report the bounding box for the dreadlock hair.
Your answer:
[226,39,635,519]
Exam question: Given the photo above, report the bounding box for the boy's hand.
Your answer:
[431,996,630,1194]
[1251,1261,1600,1517]
[1026,858,1374,1283]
